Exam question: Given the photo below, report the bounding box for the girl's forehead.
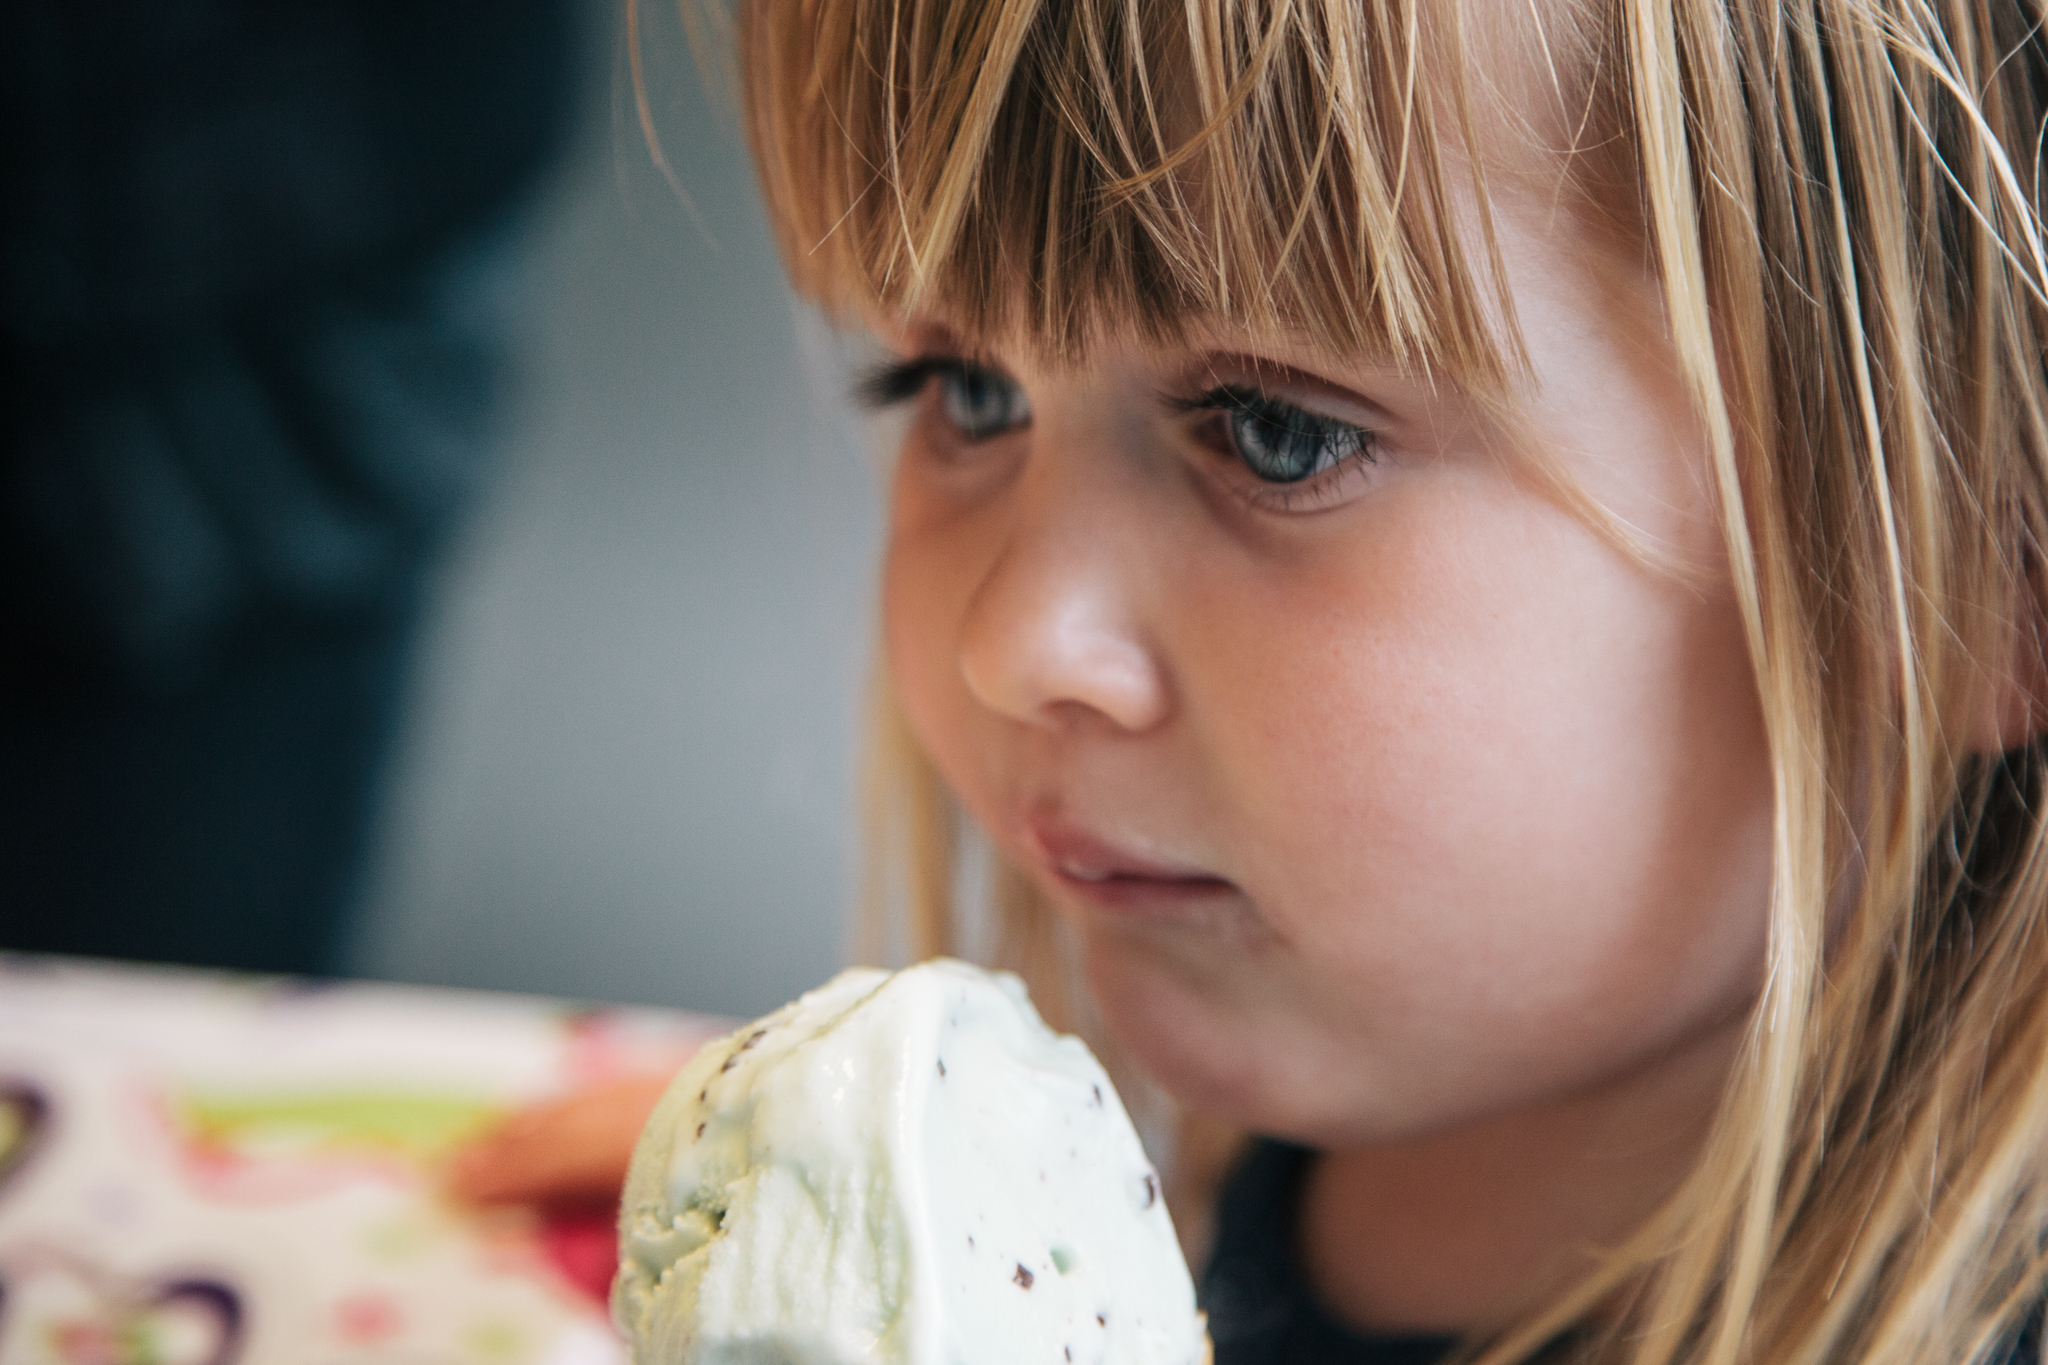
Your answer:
[867,184,1653,408]
[756,0,1641,391]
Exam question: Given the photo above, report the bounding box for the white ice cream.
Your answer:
[614,959,1206,1365]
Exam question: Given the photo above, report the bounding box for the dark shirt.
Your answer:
[1200,1140,2044,1365]
[1201,1141,1457,1365]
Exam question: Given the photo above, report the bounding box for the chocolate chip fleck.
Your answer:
[719,1029,769,1072]
[1065,1349,1072,1362]
[1014,1264,1035,1289]
[1141,1173,1158,1208]
[1091,1083,1102,1105]
[1096,1314,1107,1327]
[937,1058,947,1078]
[695,1121,706,1139]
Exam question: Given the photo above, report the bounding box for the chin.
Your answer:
[1079,933,1286,1128]
[1076,931,1439,1147]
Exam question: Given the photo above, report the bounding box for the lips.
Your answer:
[1024,819,1237,913]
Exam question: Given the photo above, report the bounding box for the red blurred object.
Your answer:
[538,1209,619,1306]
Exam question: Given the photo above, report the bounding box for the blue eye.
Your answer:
[855,356,1031,442]
[936,362,1031,440]
[1207,388,1372,484]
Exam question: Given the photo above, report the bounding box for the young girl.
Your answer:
[458,1,2048,1362]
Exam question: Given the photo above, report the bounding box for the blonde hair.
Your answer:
[731,1,2048,1362]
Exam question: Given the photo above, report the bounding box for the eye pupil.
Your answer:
[939,364,1029,440]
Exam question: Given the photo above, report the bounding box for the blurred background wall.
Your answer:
[342,2,881,1019]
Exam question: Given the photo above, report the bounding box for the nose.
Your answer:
[955,456,1172,734]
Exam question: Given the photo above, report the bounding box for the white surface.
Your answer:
[616,961,1204,1365]
[348,2,883,1018]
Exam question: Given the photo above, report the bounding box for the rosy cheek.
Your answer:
[882,534,949,743]
[881,496,998,830]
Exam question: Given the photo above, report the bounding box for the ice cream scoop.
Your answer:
[613,959,1207,1365]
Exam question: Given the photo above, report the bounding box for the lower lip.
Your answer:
[1050,868,1241,914]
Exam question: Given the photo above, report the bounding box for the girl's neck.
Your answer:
[1298,1016,1746,1337]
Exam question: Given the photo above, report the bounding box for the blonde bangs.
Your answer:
[739,0,1526,381]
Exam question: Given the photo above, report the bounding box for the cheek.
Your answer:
[880,476,999,821]
[882,527,957,759]
[1161,482,1773,1130]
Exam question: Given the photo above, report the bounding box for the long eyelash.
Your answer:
[1168,384,1334,437]
[1170,384,1376,450]
[855,356,954,411]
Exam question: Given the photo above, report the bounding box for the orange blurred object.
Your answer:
[449,1072,674,1208]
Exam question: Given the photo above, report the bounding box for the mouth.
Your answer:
[1024,818,1239,915]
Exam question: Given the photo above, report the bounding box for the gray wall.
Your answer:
[345,6,882,1018]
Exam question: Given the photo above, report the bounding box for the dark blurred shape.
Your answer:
[0,0,576,972]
